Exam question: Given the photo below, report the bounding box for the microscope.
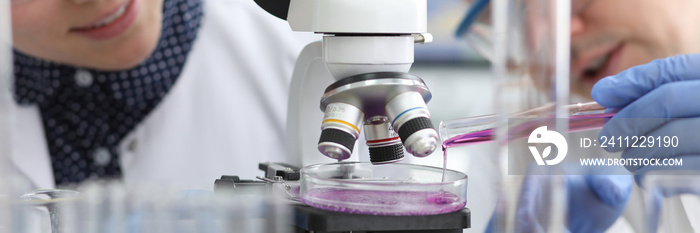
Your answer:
[256,0,440,166]
[230,1,471,232]
[212,1,472,231]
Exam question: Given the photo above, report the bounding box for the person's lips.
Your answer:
[572,44,625,85]
[70,0,138,40]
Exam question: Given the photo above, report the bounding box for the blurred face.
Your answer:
[569,0,700,98]
[11,0,164,70]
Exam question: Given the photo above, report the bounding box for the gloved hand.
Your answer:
[485,174,632,233]
[566,175,632,233]
[592,54,700,180]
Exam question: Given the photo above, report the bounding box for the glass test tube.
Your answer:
[439,101,614,150]
[488,0,571,232]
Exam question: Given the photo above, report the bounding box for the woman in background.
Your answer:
[9,0,317,190]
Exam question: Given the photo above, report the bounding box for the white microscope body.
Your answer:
[266,0,439,166]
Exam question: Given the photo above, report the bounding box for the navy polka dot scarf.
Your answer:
[13,0,203,186]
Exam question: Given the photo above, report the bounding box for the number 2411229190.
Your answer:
[598,135,679,148]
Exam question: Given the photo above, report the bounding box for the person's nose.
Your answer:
[570,15,585,37]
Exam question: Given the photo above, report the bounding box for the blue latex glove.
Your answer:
[485,174,632,233]
[592,54,700,179]
[566,175,632,233]
[592,54,700,233]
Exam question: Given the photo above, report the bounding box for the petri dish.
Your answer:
[299,162,468,216]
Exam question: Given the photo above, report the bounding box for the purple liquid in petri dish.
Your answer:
[301,188,465,216]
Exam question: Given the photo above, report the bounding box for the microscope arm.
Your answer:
[285,41,363,167]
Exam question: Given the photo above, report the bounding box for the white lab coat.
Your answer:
[9,0,320,191]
